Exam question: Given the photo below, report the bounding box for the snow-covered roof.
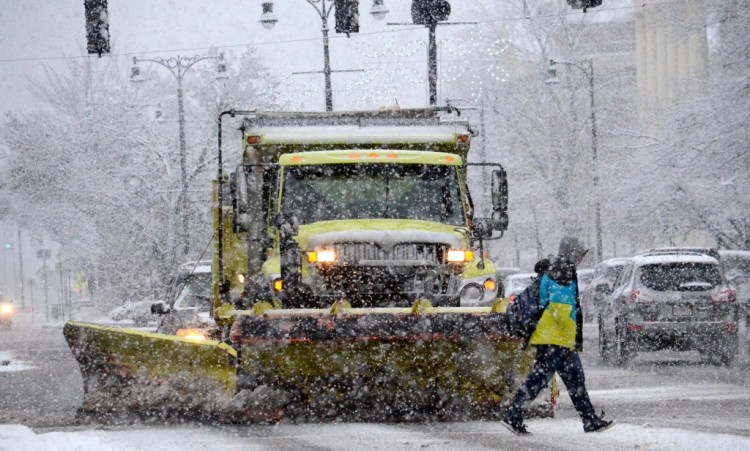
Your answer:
[247,125,469,145]
[632,253,719,266]
[719,250,750,258]
[598,257,632,267]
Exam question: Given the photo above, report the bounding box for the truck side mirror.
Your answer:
[492,211,509,232]
[491,168,509,231]
[150,302,169,315]
[473,218,493,240]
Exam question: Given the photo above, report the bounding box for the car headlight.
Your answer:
[176,327,209,341]
[0,304,14,315]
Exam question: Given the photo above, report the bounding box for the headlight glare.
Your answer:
[447,249,473,263]
[307,249,336,263]
[176,328,208,341]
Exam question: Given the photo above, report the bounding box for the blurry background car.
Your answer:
[494,266,521,299]
[109,300,160,327]
[719,249,750,317]
[501,272,537,300]
[581,257,632,322]
[154,260,218,339]
[598,251,738,366]
[1,299,16,329]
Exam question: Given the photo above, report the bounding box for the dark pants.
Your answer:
[504,344,597,425]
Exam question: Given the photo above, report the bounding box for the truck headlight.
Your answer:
[446,249,474,263]
[307,249,336,263]
[460,283,484,303]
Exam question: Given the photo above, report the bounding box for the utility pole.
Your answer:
[259,1,384,111]
[17,227,25,309]
[389,1,474,106]
[546,58,603,263]
[37,249,51,322]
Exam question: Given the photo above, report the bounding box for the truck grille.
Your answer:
[331,242,448,266]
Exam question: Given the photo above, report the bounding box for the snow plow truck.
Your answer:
[64,108,557,422]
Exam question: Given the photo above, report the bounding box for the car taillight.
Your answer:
[627,323,643,332]
[711,288,736,303]
[625,290,653,304]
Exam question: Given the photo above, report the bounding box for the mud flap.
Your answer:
[63,321,236,420]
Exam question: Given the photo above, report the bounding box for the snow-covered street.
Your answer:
[1,316,749,450]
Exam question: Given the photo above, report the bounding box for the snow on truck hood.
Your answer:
[296,219,468,251]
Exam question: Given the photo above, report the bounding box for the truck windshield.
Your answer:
[282,163,465,225]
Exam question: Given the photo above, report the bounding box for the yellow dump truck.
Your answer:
[64,108,556,422]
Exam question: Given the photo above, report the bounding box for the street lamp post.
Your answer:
[36,249,51,322]
[546,58,603,263]
[259,1,388,112]
[131,53,226,258]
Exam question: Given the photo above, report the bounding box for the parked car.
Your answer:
[494,266,521,298]
[501,272,537,300]
[719,249,750,316]
[598,251,738,366]
[109,300,160,326]
[0,299,16,329]
[580,258,632,322]
[153,260,218,339]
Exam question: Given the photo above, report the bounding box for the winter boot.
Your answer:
[501,417,531,436]
[584,411,615,433]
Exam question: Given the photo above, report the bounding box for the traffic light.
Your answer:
[84,0,110,57]
[566,0,603,12]
[4,243,10,250]
[411,0,451,26]
[334,0,359,36]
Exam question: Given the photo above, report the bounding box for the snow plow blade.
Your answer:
[63,321,237,420]
[228,303,553,421]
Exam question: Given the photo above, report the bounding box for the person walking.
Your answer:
[501,236,614,435]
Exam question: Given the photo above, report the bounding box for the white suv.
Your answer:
[598,252,739,366]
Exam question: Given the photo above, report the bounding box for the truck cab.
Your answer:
[217,109,508,311]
